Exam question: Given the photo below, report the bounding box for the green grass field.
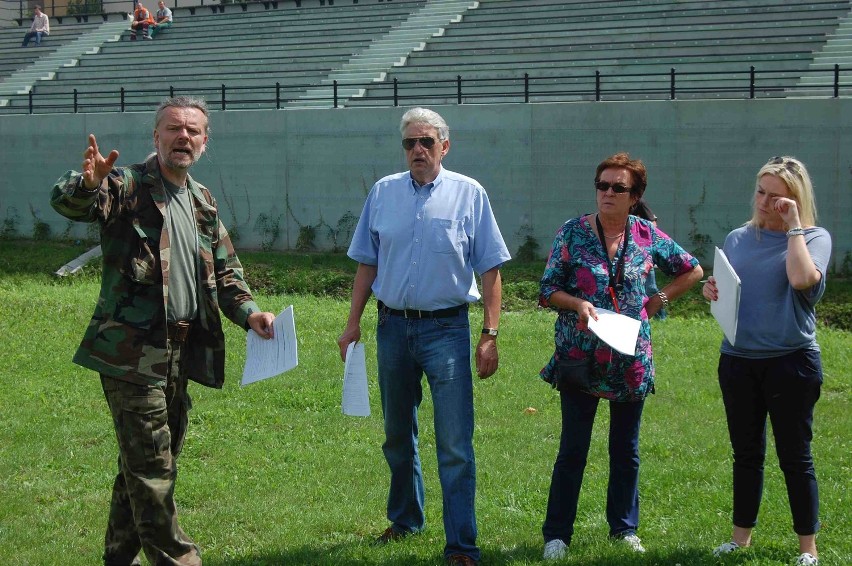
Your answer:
[0,241,849,565]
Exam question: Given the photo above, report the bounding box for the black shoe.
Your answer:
[373,526,409,545]
[447,553,478,566]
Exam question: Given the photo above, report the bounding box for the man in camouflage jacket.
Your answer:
[51,96,274,566]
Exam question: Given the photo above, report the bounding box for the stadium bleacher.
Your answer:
[1,0,850,114]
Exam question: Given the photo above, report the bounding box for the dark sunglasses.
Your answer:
[595,181,632,194]
[768,156,801,174]
[402,137,437,150]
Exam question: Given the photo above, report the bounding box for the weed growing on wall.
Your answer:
[687,185,713,263]
[1,206,20,240]
[515,220,541,262]
[29,205,51,241]
[254,212,282,251]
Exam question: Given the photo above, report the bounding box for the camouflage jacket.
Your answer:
[50,155,259,388]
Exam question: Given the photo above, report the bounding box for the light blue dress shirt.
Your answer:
[348,167,511,311]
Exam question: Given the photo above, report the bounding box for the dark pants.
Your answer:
[21,31,44,46]
[542,387,645,544]
[130,23,150,39]
[718,349,822,535]
[100,338,201,566]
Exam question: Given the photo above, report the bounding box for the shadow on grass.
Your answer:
[202,541,746,565]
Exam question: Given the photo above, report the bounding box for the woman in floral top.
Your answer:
[539,153,703,561]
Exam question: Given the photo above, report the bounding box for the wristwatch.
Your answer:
[481,328,499,337]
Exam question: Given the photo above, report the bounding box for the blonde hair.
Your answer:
[748,156,817,228]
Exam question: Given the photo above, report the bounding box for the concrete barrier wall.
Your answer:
[1,98,850,269]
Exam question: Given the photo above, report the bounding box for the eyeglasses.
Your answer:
[768,156,801,174]
[595,181,632,194]
[402,137,437,150]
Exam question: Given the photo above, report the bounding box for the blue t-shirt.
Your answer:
[348,167,511,310]
[720,225,832,358]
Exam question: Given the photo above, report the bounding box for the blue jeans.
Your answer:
[376,306,478,561]
[22,31,44,46]
[718,349,822,535]
[542,387,644,544]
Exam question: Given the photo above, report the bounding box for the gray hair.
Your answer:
[399,107,449,140]
[154,96,210,134]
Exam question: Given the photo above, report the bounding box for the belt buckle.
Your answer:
[170,320,190,342]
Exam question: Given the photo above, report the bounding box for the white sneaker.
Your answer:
[620,534,646,553]
[795,553,819,566]
[543,539,567,560]
[713,541,740,556]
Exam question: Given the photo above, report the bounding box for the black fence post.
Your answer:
[333,80,338,108]
[524,72,529,103]
[749,66,755,99]
[169,85,174,98]
[221,84,226,110]
[276,82,281,109]
[834,64,840,98]
[73,89,78,113]
[121,87,125,112]
[457,75,462,104]
[670,68,676,100]
[595,70,601,101]
[28,90,33,114]
[393,78,398,107]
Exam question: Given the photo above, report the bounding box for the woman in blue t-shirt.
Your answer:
[703,156,832,566]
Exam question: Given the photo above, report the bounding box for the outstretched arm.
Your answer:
[81,134,119,190]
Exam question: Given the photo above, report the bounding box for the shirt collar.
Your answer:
[408,166,445,194]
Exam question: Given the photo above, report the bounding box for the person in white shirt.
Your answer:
[21,5,50,47]
[151,1,173,38]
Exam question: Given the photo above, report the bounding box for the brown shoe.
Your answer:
[373,526,409,545]
[446,553,478,566]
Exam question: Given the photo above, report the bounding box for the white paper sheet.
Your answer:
[587,307,641,356]
[241,306,298,386]
[342,342,370,417]
[710,247,741,346]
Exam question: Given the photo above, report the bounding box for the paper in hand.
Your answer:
[241,306,298,386]
[587,308,641,356]
[342,342,370,417]
[710,247,741,346]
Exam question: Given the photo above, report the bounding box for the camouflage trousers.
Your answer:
[100,339,202,566]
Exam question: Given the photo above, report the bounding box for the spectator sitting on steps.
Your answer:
[151,1,173,38]
[131,2,155,40]
[21,5,50,47]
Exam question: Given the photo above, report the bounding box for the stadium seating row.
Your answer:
[1,0,850,113]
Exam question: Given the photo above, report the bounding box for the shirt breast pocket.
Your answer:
[430,218,462,254]
[128,218,157,285]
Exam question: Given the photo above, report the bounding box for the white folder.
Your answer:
[710,247,741,346]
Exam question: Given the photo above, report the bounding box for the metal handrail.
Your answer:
[3,65,848,115]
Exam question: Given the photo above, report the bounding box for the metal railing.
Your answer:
[2,65,848,115]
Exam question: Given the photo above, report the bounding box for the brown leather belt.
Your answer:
[378,300,467,319]
[167,321,192,342]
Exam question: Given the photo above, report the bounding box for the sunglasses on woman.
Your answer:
[594,181,632,194]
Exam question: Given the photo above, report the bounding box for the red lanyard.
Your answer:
[596,215,629,315]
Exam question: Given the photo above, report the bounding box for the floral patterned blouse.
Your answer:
[539,214,699,402]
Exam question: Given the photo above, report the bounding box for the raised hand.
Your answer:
[773,196,802,229]
[81,134,119,190]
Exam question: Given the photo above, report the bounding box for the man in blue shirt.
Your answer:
[338,107,511,566]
